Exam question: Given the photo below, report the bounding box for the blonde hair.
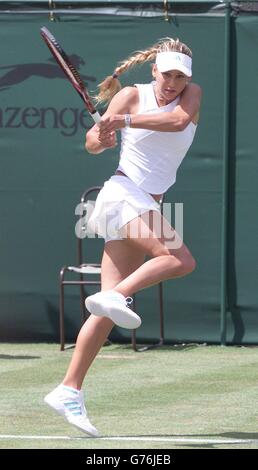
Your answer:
[95,37,192,104]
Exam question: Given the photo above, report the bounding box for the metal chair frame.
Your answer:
[59,186,165,351]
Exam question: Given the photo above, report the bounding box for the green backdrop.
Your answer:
[0,1,257,344]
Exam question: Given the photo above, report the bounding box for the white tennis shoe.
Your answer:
[44,384,99,437]
[85,290,141,329]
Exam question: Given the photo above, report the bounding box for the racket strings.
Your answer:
[40,27,98,117]
[45,36,84,89]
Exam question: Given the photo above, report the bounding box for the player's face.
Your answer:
[152,65,189,105]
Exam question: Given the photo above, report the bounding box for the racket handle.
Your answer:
[91,111,101,124]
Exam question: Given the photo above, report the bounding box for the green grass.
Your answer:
[0,342,258,449]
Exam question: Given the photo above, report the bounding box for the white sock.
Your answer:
[61,384,80,394]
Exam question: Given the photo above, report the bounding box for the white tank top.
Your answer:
[117,82,197,194]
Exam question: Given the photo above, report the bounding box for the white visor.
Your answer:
[156,51,192,77]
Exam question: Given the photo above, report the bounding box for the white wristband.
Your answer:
[124,114,131,128]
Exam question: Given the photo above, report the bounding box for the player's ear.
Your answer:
[152,64,157,79]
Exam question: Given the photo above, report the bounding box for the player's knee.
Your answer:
[178,254,196,276]
[164,252,196,278]
[150,245,196,276]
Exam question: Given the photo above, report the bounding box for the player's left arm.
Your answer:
[131,83,202,132]
[131,83,202,131]
[99,83,202,133]
[172,83,202,128]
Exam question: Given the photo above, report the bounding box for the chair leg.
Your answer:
[132,284,165,353]
[131,295,137,351]
[59,270,65,351]
[131,329,137,351]
[159,282,165,345]
[79,281,87,326]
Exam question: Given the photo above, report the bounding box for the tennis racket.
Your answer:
[40,27,101,123]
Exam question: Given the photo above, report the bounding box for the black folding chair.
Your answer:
[59,186,165,351]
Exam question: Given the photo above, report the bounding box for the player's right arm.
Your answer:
[85,86,138,155]
[85,124,116,154]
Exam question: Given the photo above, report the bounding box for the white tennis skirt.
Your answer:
[86,175,161,242]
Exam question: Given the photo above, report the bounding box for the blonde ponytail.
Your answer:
[95,73,122,105]
[95,37,192,104]
[95,47,157,104]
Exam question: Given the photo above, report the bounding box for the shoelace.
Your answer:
[110,293,133,307]
[125,297,133,307]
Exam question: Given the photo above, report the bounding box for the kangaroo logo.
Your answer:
[0,55,96,92]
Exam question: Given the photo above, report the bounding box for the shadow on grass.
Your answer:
[0,354,40,360]
[95,432,258,449]
[119,343,206,353]
[185,432,258,440]
[126,432,258,441]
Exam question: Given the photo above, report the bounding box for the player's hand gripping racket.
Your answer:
[40,27,101,124]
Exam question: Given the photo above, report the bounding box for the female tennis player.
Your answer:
[44,37,202,436]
